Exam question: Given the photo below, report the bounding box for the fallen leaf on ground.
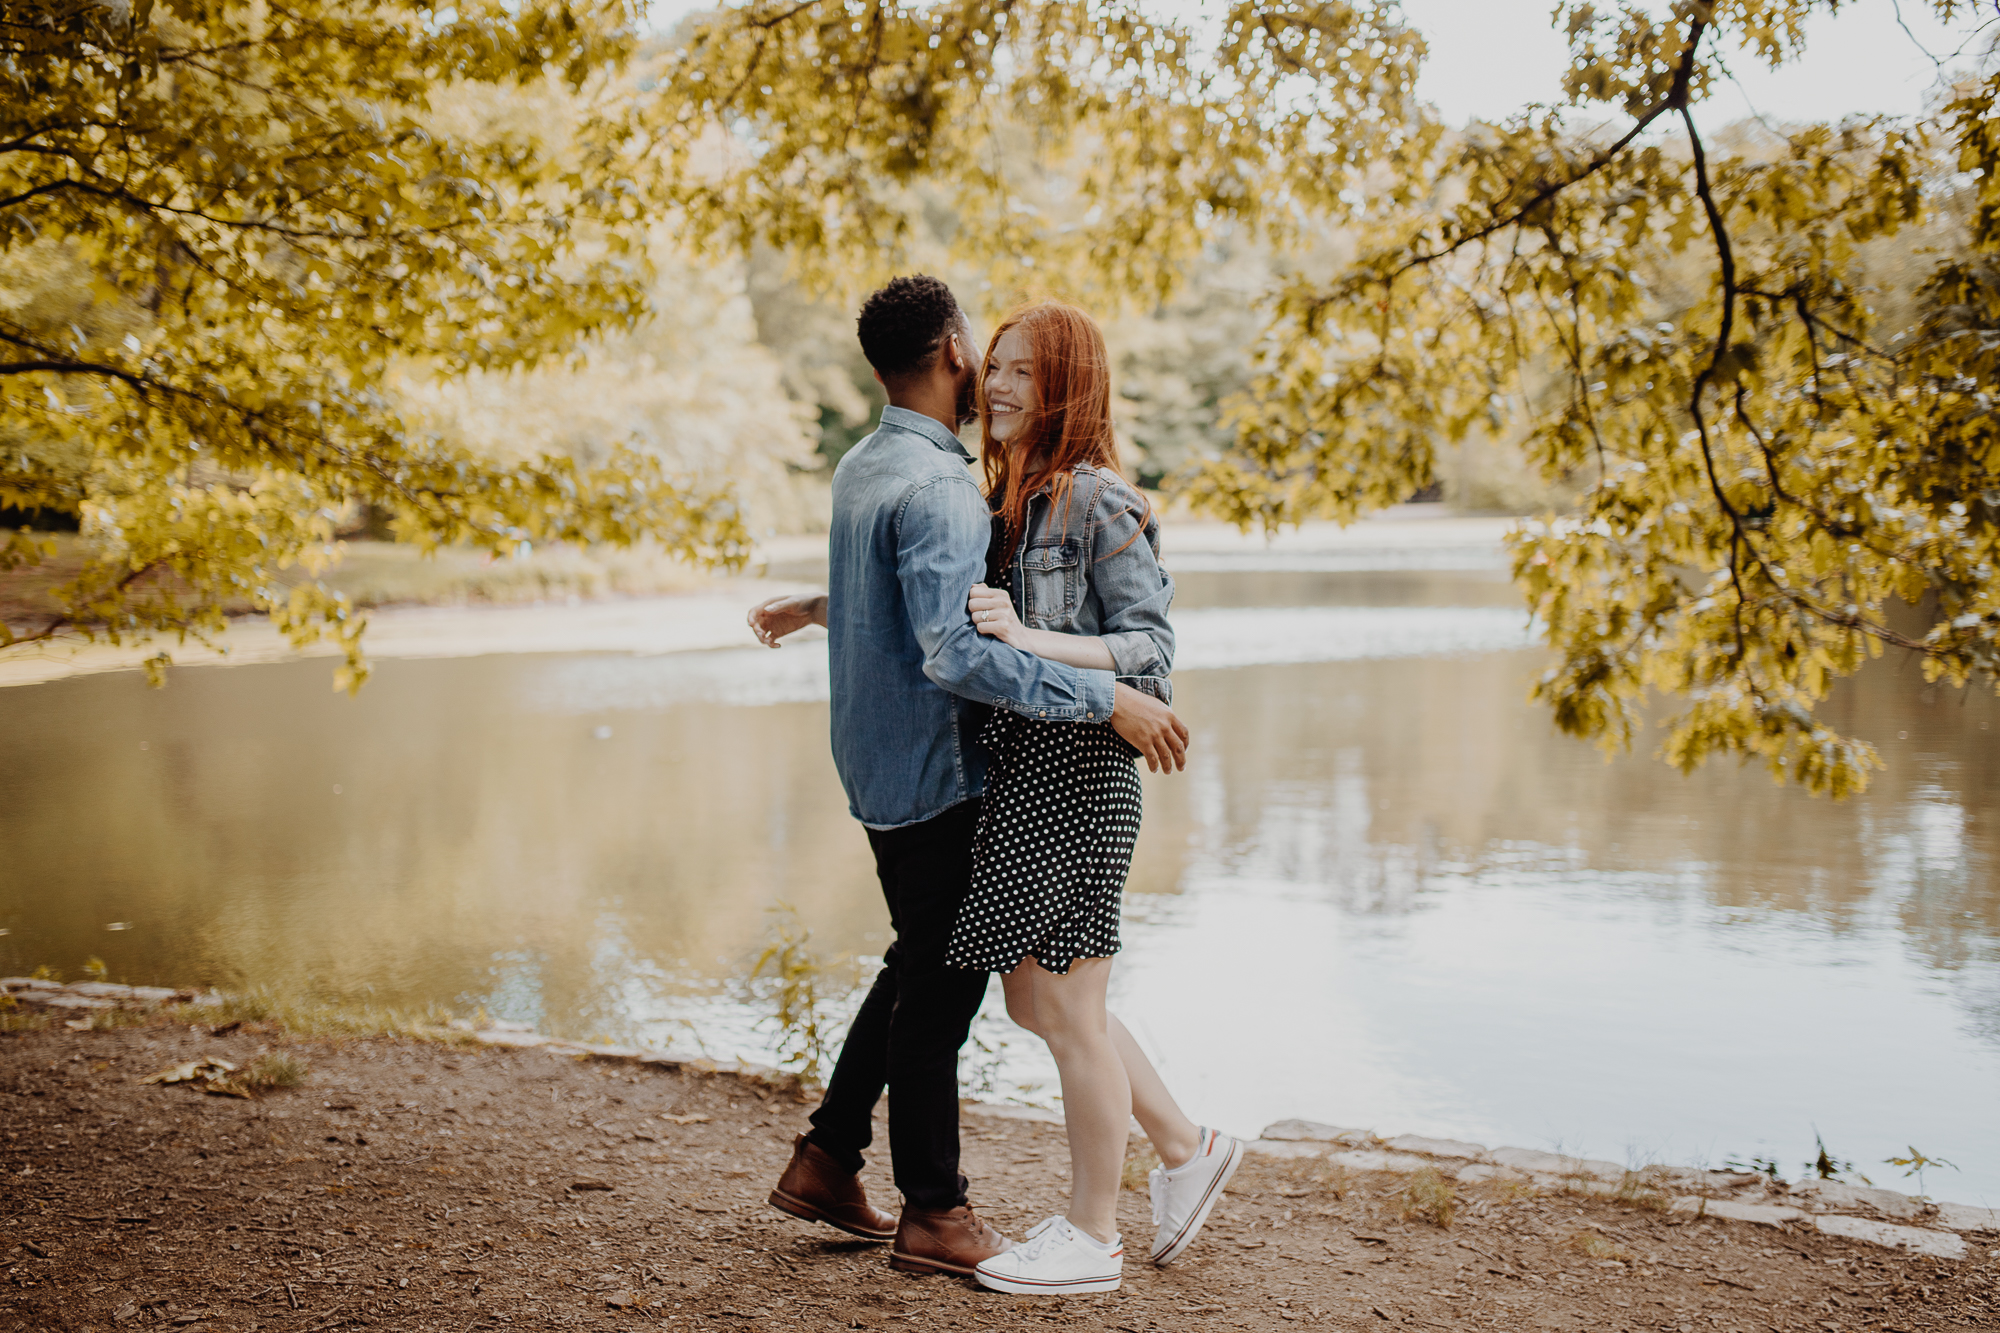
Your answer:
[138,1058,237,1086]
[660,1113,709,1124]
[570,1180,614,1191]
[604,1291,643,1309]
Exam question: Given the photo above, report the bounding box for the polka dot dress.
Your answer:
[945,709,1144,976]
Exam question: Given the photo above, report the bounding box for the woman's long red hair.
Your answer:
[979,301,1145,564]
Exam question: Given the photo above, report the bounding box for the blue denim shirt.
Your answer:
[828,406,1117,829]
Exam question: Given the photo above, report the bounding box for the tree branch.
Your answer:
[1391,21,1707,280]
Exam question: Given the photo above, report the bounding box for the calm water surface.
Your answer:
[3,569,1996,1202]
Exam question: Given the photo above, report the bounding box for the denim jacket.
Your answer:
[999,465,1175,705]
[827,407,1118,830]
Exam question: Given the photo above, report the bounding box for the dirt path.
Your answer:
[4,1021,1995,1331]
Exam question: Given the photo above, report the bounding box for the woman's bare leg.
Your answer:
[1107,1014,1200,1169]
[1004,971,1206,1187]
[1000,957,1127,1242]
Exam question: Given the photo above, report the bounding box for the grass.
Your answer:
[1564,1228,1632,1262]
[1122,1145,1161,1191]
[66,1007,155,1032]
[182,989,478,1043]
[240,1052,310,1092]
[1400,1165,1457,1228]
[0,1001,50,1033]
[1614,1167,1675,1213]
[1309,1160,1357,1200]
[9,967,498,1051]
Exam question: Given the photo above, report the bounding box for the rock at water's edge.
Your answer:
[1384,1135,1488,1161]
[1261,1119,1375,1145]
[1489,1147,1626,1183]
[1790,1178,1930,1221]
[1814,1214,1966,1260]
[1936,1202,2000,1233]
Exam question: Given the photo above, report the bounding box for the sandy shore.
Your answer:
[6,1014,1997,1333]
[0,512,1518,690]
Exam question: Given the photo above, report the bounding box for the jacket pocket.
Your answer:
[1020,540,1082,626]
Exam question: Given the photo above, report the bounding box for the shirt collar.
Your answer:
[879,404,974,462]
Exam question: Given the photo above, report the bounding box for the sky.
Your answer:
[646,0,2000,129]
[1399,0,1995,129]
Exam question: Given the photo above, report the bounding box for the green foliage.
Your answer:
[1190,2,2000,797]
[749,902,842,1086]
[1724,1153,1787,1181]
[660,0,2000,795]
[2,1,748,688]
[1884,1145,1958,1196]
[1810,1130,1870,1184]
[653,0,1432,301]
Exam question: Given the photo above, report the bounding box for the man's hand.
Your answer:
[1110,682,1189,774]
[747,593,827,648]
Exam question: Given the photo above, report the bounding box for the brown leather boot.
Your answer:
[767,1135,897,1241]
[889,1204,1012,1276]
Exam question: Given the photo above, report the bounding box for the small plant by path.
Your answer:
[748,902,846,1087]
[1400,1164,1456,1227]
[1887,1146,1960,1198]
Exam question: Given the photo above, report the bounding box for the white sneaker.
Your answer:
[973,1215,1123,1294]
[1148,1126,1243,1265]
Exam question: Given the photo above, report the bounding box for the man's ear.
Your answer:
[944,333,964,370]
[872,369,883,386]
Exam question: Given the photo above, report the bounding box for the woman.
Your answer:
[945,301,1242,1296]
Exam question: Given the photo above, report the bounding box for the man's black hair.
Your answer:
[856,275,966,381]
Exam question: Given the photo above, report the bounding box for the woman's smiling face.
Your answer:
[983,326,1036,444]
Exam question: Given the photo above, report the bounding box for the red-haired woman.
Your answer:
[944,302,1243,1295]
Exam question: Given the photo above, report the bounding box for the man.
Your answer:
[748,275,1189,1276]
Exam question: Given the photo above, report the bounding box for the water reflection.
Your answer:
[0,570,1994,1198]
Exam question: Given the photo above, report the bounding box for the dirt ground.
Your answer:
[4,1020,1996,1332]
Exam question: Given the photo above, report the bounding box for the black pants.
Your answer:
[806,799,990,1212]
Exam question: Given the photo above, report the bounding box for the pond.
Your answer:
[2,565,1996,1203]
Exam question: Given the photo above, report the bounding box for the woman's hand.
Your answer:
[968,583,1025,647]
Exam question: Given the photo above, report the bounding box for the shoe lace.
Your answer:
[1016,1216,1071,1261]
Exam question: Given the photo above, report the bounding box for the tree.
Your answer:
[659,0,2000,795]
[1,1,747,688]
[1197,0,2000,797]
